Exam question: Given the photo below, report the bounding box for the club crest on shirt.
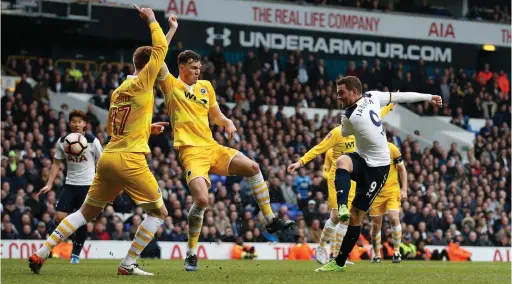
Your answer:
[200,88,206,94]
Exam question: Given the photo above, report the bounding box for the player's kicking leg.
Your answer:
[316,153,388,272]
[228,153,295,233]
[334,155,354,222]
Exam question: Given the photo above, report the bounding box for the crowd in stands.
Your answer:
[1,45,511,254]
[289,0,511,23]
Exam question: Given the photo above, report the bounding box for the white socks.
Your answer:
[121,216,163,266]
[37,210,87,259]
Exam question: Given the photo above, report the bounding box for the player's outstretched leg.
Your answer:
[370,215,383,263]
[316,218,336,264]
[28,205,101,274]
[118,206,167,276]
[229,154,294,233]
[334,156,353,222]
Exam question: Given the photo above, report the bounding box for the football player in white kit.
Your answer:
[316,76,442,272]
[39,109,103,264]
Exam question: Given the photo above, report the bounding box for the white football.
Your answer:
[63,133,88,157]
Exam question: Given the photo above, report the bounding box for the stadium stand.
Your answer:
[2,45,510,251]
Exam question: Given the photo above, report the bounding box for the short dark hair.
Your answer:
[133,46,152,70]
[177,50,201,65]
[69,109,86,122]
[336,76,362,94]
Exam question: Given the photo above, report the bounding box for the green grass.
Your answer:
[2,259,510,284]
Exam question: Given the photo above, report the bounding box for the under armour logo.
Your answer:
[206,27,231,47]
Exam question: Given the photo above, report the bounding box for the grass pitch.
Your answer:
[2,259,510,284]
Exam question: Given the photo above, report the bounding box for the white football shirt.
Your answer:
[54,133,103,185]
[341,91,432,167]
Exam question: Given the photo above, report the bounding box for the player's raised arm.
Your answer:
[157,15,179,96]
[133,5,168,90]
[369,90,442,107]
[288,128,338,173]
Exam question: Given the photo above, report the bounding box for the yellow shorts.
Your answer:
[85,152,163,210]
[369,186,401,216]
[178,143,239,188]
[327,167,356,210]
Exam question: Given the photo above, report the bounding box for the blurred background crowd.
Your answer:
[2,43,510,251]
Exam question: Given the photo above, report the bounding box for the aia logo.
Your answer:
[184,92,208,105]
[68,155,88,163]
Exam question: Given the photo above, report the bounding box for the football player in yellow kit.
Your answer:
[287,104,394,264]
[369,142,408,264]
[157,23,294,272]
[29,7,174,276]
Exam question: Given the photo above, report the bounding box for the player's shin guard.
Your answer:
[319,219,336,248]
[121,216,164,266]
[335,169,351,206]
[248,172,275,224]
[335,225,360,267]
[187,203,206,256]
[334,223,347,257]
[392,225,402,253]
[36,211,87,259]
[372,231,382,258]
[72,225,88,257]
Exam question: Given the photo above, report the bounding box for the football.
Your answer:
[63,133,88,157]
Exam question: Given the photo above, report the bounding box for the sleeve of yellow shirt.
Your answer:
[380,103,394,118]
[388,142,403,164]
[136,21,168,91]
[207,81,218,108]
[159,73,177,108]
[300,128,338,165]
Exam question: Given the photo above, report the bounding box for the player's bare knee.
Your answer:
[390,216,400,227]
[371,223,381,235]
[195,196,208,208]
[147,207,167,219]
[54,213,66,224]
[249,162,260,176]
[336,156,352,172]
[348,208,364,225]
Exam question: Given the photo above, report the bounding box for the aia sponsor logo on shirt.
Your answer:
[67,155,88,163]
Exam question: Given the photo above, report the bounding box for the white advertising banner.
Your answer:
[1,240,510,262]
[99,0,510,47]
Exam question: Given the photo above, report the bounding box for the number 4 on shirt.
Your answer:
[110,106,131,135]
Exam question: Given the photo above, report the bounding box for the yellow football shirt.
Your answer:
[104,22,167,154]
[381,142,402,193]
[160,74,217,148]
